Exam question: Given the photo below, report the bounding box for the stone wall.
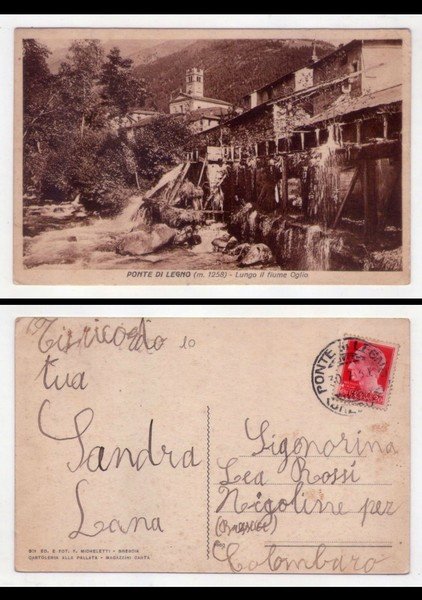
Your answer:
[225,106,275,146]
[227,202,401,271]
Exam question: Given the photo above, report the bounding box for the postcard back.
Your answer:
[15,318,410,573]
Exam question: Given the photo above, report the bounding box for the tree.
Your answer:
[23,39,65,192]
[59,40,105,137]
[23,39,58,144]
[132,115,191,180]
[100,47,147,118]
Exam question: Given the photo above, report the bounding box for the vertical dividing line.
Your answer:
[206,405,210,560]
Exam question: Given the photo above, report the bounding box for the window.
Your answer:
[352,60,359,72]
[340,52,348,66]
[197,76,201,82]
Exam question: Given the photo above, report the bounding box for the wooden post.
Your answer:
[332,165,361,228]
[356,119,362,144]
[382,114,388,139]
[301,166,310,218]
[363,159,378,241]
[197,158,207,186]
[280,155,288,213]
[134,170,140,190]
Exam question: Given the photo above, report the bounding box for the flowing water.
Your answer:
[304,225,331,270]
[23,196,238,270]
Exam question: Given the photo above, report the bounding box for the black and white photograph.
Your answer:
[14,29,410,284]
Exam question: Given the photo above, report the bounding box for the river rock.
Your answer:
[146,199,205,228]
[212,233,231,252]
[228,242,251,258]
[116,224,178,256]
[239,243,274,267]
[189,233,202,246]
[223,236,238,253]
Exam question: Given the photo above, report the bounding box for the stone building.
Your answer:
[195,39,403,151]
[185,39,404,271]
[169,68,232,115]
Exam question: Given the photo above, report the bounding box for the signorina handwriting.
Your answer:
[245,418,397,472]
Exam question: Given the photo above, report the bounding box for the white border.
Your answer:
[1,303,421,587]
[0,13,421,297]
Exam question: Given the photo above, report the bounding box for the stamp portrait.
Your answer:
[335,338,396,407]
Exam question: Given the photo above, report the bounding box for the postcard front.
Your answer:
[15,317,410,573]
[14,28,410,285]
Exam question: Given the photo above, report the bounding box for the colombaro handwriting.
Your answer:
[212,540,389,574]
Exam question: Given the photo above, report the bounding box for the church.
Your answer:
[169,68,232,115]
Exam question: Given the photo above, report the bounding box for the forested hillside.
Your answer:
[134,39,336,111]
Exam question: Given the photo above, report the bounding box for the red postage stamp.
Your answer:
[335,338,396,407]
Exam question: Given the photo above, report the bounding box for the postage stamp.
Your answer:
[311,335,398,415]
[335,338,397,407]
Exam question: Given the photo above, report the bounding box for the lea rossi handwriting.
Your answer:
[38,400,201,473]
[26,317,167,355]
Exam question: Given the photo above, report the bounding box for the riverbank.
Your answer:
[23,197,243,271]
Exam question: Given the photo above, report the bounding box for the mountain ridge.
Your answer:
[134,38,337,112]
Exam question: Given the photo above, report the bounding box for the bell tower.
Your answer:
[186,67,204,97]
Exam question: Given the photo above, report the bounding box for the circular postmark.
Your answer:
[311,337,362,416]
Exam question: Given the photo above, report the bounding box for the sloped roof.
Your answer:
[306,84,402,125]
[242,40,361,100]
[170,91,232,107]
[183,107,227,123]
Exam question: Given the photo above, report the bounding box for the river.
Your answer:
[23,196,240,271]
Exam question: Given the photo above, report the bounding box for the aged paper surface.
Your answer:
[14,28,410,285]
[15,317,410,573]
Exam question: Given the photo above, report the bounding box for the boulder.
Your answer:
[228,242,251,258]
[146,199,205,228]
[239,243,274,267]
[212,233,231,252]
[116,224,177,256]
[223,236,238,253]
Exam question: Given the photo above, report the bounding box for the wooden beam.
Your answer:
[356,140,400,160]
[197,158,207,186]
[280,155,288,213]
[363,159,378,240]
[332,165,361,228]
[167,162,191,205]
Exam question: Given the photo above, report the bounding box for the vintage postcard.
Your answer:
[15,317,410,573]
[14,28,410,285]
